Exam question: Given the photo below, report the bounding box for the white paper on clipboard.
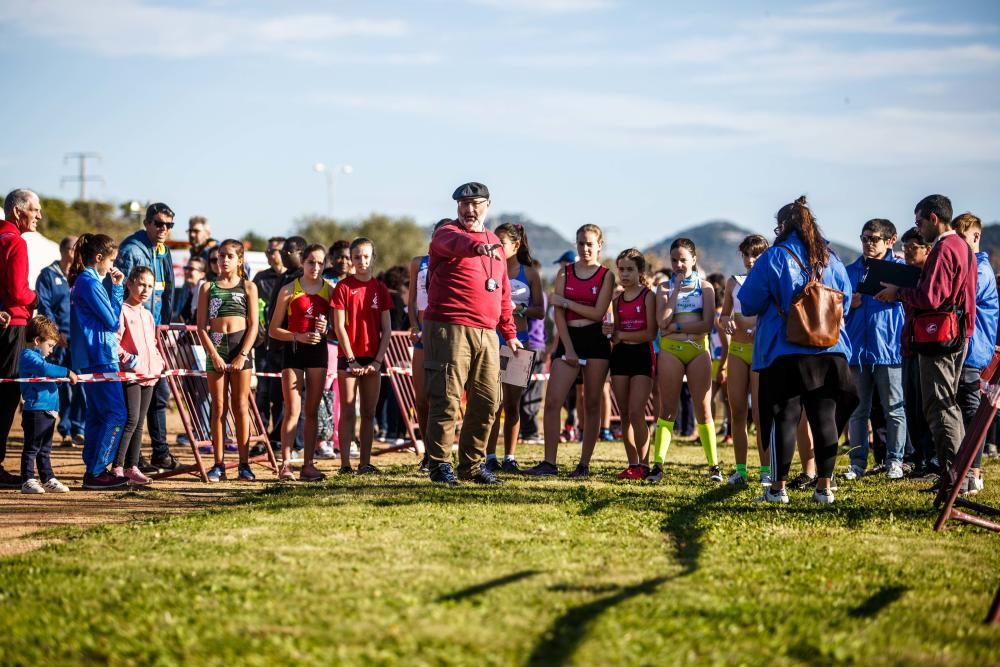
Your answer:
[500,347,536,388]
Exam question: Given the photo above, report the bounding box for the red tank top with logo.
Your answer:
[287,278,333,334]
[563,264,608,323]
[617,287,650,332]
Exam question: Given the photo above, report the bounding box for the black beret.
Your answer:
[452,182,490,201]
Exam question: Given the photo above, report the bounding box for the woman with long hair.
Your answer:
[739,196,857,504]
[196,239,259,482]
[648,238,721,483]
[485,223,543,474]
[526,224,616,478]
[717,235,771,486]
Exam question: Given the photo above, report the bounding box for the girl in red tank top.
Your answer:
[525,224,616,479]
[607,249,657,480]
[268,244,333,483]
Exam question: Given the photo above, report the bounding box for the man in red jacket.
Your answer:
[0,188,41,486]
[877,194,975,491]
[422,182,522,485]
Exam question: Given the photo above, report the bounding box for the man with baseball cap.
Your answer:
[422,182,522,485]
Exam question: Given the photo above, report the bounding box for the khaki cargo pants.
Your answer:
[422,320,502,478]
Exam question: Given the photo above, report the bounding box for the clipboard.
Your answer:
[858,259,921,296]
[500,347,536,388]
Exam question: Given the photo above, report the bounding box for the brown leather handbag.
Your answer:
[778,247,844,347]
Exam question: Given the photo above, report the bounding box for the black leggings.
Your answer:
[116,383,155,468]
[759,354,857,482]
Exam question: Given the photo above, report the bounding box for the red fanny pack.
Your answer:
[910,307,964,355]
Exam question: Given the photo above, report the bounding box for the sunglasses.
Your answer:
[860,234,886,244]
[152,220,175,229]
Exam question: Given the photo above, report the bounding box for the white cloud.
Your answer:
[472,0,614,12]
[309,89,1000,166]
[750,1,992,37]
[0,0,408,58]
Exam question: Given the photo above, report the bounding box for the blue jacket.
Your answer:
[19,347,69,412]
[739,234,853,371]
[844,250,905,366]
[112,229,174,325]
[71,268,124,370]
[35,261,72,336]
[966,251,999,370]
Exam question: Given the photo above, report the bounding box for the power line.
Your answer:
[61,152,104,201]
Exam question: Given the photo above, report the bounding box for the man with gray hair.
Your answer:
[0,189,41,486]
[36,235,86,445]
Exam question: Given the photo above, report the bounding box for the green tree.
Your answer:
[243,231,267,251]
[294,213,428,270]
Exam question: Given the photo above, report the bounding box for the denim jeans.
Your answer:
[848,364,906,469]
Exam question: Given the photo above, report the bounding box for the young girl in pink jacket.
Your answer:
[114,266,166,484]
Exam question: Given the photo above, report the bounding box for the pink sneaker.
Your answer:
[279,462,297,481]
[124,466,152,485]
[112,466,125,478]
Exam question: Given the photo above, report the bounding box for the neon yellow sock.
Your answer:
[698,422,718,466]
[653,419,673,464]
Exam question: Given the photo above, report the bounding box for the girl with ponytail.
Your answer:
[485,223,543,473]
[738,196,856,505]
[69,234,130,489]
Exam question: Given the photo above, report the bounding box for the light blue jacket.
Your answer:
[70,268,124,370]
[19,347,69,412]
[844,250,905,367]
[966,251,999,370]
[739,234,853,371]
[112,229,173,325]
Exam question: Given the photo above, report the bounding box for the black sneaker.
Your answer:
[418,455,431,474]
[137,456,159,475]
[338,465,354,475]
[524,461,559,477]
[82,471,129,490]
[151,454,182,472]
[248,443,266,458]
[430,463,459,486]
[789,472,818,491]
[357,463,381,475]
[567,464,590,479]
[708,465,723,482]
[645,464,664,483]
[501,458,522,474]
[484,458,502,473]
[468,464,503,485]
[0,467,21,488]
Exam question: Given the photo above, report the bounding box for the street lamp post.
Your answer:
[313,162,353,218]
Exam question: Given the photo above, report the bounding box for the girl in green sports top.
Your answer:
[196,239,260,483]
[649,238,720,483]
[718,235,771,486]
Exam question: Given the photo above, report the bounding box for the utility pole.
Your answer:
[61,152,104,201]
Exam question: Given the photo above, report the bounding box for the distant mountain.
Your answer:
[643,220,861,278]
[977,222,1000,273]
[486,212,576,272]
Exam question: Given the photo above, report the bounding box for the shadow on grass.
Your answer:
[526,576,669,667]
[660,482,743,576]
[438,570,540,603]
[848,585,908,619]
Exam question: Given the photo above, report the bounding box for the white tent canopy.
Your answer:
[24,231,61,287]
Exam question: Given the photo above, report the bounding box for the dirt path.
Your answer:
[0,414,420,557]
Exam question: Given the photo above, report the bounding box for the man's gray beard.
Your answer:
[462,218,485,231]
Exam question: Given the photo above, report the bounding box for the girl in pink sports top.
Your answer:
[525,224,616,479]
[605,249,657,481]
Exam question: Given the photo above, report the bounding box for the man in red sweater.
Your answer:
[0,188,41,486]
[422,182,522,485]
[877,194,975,491]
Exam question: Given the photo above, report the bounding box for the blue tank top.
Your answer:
[673,272,703,315]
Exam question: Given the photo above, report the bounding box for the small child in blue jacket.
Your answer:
[20,315,77,493]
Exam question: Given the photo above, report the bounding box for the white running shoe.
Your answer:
[727,471,747,485]
[812,488,835,504]
[43,478,70,493]
[754,486,789,504]
[886,461,904,480]
[315,443,336,459]
[21,478,45,494]
[759,472,772,487]
[843,464,865,481]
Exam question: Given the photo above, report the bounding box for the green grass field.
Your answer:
[2,441,999,666]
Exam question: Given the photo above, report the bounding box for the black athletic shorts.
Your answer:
[553,323,611,362]
[337,356,375,371]
[610,342,655,378]
[282,340,329,370]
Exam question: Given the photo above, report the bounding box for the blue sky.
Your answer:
[2,0,999,254]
